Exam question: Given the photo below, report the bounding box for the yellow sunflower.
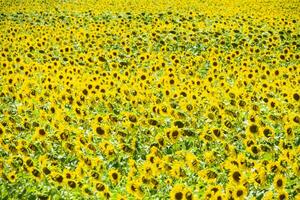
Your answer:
[109,169,121,185]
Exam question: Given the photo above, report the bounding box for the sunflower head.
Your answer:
[109,169,121,185]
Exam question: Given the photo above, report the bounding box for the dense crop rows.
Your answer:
[0,0,299,199]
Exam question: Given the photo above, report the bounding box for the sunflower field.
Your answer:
[0,0,299,199]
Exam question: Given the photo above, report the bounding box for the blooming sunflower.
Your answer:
[170,184,186,200]
[109,168,121,185]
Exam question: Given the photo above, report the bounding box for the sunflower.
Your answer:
[228,167,245,186]
[273,174,286,191]
[166,127,182,142]
[204,151,216,164]
[213,191,225,200]
[261,191,273,200]
[62,169,75,180]
[32,128,47,141]
[170,161,186,179]
[184,187,194,200]
[170,184,186,200]
[247,123,260,135]
[277,190,288,200]
[51,172,64,185]
[198,169,218,184]
[267,161,282,174]
[185,152,199,172]
[31,168,42,181]
[92,123,109,138]
[233,185,247,199]
[141,161,157,178]
[94,181,107,193]
[38,155,48,166]
[262,126,274,138]
[155,133,166,147]
[24,157,35,172]
[284,125,294,139]
[109,169,121,185]
[7,171,17,183]
[126,179,143,199]
[82,184,93,197]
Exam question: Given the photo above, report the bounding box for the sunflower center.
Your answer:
[277,179,283,187]
[237,190,243,197]
[249,124,258,133]
[233,171,241,182]
[96,127,105,135]
[175,192,183,200]
[112,172,118,180]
